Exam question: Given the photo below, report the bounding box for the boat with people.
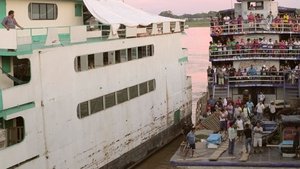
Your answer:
[0,0,193,168]
[171,0,300,168]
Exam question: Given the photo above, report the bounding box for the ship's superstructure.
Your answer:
[208,0,300,105]
[0,0,192,168]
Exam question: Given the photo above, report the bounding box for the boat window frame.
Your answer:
[248,1,264,11]
[28,3,58,20]
[77,79,156,119]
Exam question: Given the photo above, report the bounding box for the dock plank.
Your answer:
[209,140,229,161]
[239,151,250,162]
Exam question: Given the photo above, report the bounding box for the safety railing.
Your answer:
[210,21,300,36]
[0,22,185,56]
[209,48,300,61]
[208,71,300,87]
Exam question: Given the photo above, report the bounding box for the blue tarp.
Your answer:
[207,134,222,145]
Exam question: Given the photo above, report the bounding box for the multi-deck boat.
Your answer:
[0,0,192,168]
[208,0,300,105]
[171,0,300,168]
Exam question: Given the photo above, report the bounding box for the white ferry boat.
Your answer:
[208,0,300,106]
[0,0,192,168]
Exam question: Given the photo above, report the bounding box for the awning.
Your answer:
[83,0,184,27]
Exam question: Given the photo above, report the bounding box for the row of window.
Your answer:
[77,79,156,119]
[28,3,82,20]
[75,45,154,72]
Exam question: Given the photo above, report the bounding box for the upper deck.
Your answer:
[210,0,300,37]
[0,0,185,56]
[0,22,184,56]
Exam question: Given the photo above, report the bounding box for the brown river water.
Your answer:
[134,27,211,169]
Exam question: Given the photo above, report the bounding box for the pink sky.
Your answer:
[125,0,300,15]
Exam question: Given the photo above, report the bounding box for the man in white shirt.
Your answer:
[267,38,274,53]
[256,102,265,120]
[258,92,265,104]
[236,116,244,142]
[253,122,264,153]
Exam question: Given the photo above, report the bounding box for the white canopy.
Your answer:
[83,0,184,27]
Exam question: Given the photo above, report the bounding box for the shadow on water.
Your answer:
[133,136,183,169]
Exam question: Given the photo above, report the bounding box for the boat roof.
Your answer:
[281,115,300,126]
[218,6,297,16]
[83,0,183,27]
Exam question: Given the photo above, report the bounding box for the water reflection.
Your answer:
[182,27,211,123]
[135,27,211,169]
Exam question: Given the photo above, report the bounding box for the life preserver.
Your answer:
[213,26,223,36]
[292,24,299,32]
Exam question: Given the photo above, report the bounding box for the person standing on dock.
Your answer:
[185,128,196,158]
[228,122,237,155]
[293,127,300,158]
[219,109,228,136]
[236,116,244,142]
[244,123,252,153]
[269,101,276,121]
[246,99,254,116]
[255,102,265,121]
[253,122,263,153]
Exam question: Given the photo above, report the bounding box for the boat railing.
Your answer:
[208,71,299,87]
[210,48,300,61]
[228,75,285,85]
[0,22,184,56]
[210,21,300,35]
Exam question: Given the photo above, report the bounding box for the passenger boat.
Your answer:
[171,0,300,168]
[0,0,192,168]
[208,0,300,105]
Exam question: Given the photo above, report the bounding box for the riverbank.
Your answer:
[185,20,210,27]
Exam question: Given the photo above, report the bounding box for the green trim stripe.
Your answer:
[0,102,35,119]
[0,0,6,29]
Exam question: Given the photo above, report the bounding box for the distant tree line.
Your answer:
[159,10,217,21]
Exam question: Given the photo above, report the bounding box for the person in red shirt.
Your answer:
[235,96,242,106]
[248,12,255,29]
[279,40,287,57]
[252,39,259,54]
[235,42,241,55]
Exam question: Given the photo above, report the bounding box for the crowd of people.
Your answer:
[181,92,300,157]
[209,37,300,57]
[206,93,276,154]
[207,63,300,85]
[210,12,300,33]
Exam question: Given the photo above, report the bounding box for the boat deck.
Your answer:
[170,131,300,168]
